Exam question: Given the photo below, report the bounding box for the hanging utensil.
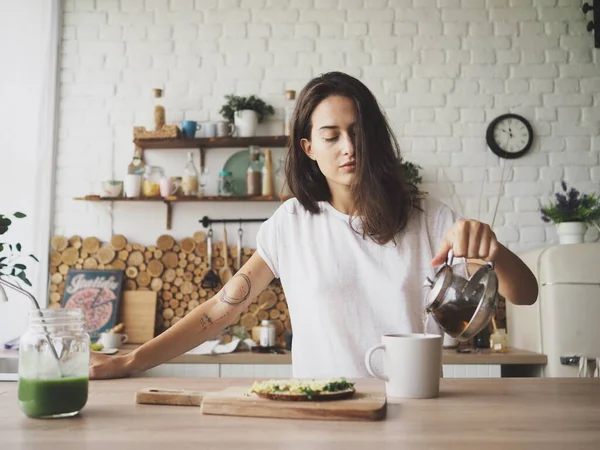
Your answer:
[237,220,243,271]
[219,224,233,285]
[201,225,220,289]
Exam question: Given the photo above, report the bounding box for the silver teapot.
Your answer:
[423,250,499,341]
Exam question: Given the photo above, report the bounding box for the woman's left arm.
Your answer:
[431,219,538,306]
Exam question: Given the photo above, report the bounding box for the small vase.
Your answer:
[556,222,587,244]
[234,110,258,137]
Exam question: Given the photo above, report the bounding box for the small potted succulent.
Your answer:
[540,181,600,244]
[219,94,275,137]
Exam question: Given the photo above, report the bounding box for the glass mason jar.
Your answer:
[18,308,90,419]
[142,165,164,197]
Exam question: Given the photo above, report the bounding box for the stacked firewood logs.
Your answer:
[48,232,291,347]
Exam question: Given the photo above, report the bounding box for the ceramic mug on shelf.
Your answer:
[216,121,235,137]
[159,176,179,198]
[124,174,142,198]
[102,180,123,198]
[365,333,442,399]
[201,122,217,138]
[98,332,128,349]
[181,120,201,138]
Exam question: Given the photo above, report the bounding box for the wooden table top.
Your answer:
[1,377,598,449]
[0,346,548,365]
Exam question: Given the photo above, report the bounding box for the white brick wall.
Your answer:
[55,0,600,252]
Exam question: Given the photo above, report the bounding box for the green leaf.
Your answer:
[17,271,32,287]
[8,244,12,252]
[16,243,21,252]
[13,212,26,219]
[0,217,11,235]
[29,254,39,262]
[0,244,3,252]
[0,257,5,263]
[14,263,26,270]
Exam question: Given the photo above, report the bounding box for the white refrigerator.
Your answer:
[506,243,600,377]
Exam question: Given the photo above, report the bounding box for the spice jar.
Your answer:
[490,328,508,353]
[259,320,276,348]
[218,171,234,196]
[18,308,90,418]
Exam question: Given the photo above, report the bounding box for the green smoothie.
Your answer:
[18,376,89,418]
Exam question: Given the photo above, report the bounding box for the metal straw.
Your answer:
[0,278,62,363]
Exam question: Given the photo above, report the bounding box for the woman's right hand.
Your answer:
[89,352,133,380]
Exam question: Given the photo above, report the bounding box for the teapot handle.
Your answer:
[447,249,454,266]
[447,248,495,270]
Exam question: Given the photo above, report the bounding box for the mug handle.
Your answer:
[120,334,128,344]
[364,343,389,382]
[227,122,235,136]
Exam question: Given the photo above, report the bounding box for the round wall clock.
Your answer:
[486,113,533,159]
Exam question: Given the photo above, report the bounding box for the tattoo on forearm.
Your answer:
[198,313,213,332]
[219,273,251,306]
[200,314,213,327]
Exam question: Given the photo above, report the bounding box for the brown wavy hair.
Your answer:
[285,71,423,245]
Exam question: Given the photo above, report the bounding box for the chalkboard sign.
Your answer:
[61,269,124,341]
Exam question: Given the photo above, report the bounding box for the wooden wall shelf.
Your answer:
[74,195,291,230]
[134,136,289,168]
[134,135,288,150]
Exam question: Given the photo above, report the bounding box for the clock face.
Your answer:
[486,114,533,159]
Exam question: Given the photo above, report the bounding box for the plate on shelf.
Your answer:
[222,150,249,196]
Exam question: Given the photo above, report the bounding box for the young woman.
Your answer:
[90,72,538,379]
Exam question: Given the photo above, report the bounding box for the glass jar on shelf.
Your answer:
[18,308,90,418]
[246,145,262,196]
[275,155,290,198]
[218,171,234,196]
[142,165,164,198]
[490,328,509,353]
[182,151,199,196]
[283,89,296,136]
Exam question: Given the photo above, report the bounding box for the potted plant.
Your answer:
[540,181,600,244]
[400,159,423,186]
[219,94,275,137]
[0,212,38,288]
[0,211,40,302]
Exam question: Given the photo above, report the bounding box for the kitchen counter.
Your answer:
[1,377,598,449]
[0,345,548,365]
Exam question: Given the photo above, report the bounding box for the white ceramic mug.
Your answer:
[99,332,128,349]
[159,177,178,197]
[124,174,142,198]
[216,121,235,137]
[365,333,442,399]
[201,122,217,138]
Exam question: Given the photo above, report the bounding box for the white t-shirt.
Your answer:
[256,196,460,378]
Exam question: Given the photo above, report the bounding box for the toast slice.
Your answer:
[247,378,356,401]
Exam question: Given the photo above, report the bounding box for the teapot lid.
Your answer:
[424,264,453,311]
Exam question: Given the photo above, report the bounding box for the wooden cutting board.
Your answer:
[118,291,157,344]
[134,386,387,421]
[200,386,387,421]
